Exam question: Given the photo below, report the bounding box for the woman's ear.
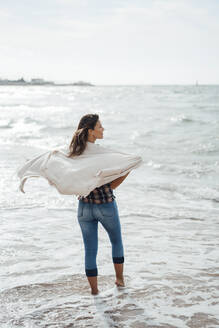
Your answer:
[88,128,94,136]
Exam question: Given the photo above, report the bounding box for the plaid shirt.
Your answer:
[78,182,116,204]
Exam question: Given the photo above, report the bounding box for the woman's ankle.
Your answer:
[91,288,99,295]
[87,275,98,294]
[114,263,124,280]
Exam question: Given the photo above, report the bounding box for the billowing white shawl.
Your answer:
[17,141,143,197]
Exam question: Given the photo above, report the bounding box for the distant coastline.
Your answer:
[0,77,94,86]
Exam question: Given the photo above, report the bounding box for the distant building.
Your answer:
[0,77,26,85]
[31,78,54,85]
[0,77,93,86]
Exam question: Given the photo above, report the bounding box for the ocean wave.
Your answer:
[1,272,219,328]
[0,274,147,328]
[147,161,218,177]
[40,125,73,133]
[23,116,44,125]
[146,160,164,169]
[0,103,21,107]
[170,115,194,123]
[192,142,218,154]
[0,119,14,129]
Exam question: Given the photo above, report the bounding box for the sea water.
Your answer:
[0,85,219,327]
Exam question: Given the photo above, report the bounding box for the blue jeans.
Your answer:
[77,199,124,277]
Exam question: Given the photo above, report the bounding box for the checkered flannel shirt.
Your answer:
[78,182,116,204]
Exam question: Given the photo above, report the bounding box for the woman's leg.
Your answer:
[97,201,125,287]
[77,201,99,294]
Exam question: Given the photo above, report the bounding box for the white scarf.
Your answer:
[17,142,143,197]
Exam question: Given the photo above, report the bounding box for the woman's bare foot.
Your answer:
[115,278,125,287]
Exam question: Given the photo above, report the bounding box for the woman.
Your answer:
[67,114,129,295]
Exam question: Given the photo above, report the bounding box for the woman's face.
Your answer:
[93,120,104,139]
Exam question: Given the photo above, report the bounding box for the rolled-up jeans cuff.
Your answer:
[113,256,124,264]
[86,268,98,277]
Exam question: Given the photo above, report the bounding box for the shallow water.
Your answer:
[1,85,219,327]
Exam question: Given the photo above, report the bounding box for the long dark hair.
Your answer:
[67,113,99,157]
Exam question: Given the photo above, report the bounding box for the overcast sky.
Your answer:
[0,0,219,84]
